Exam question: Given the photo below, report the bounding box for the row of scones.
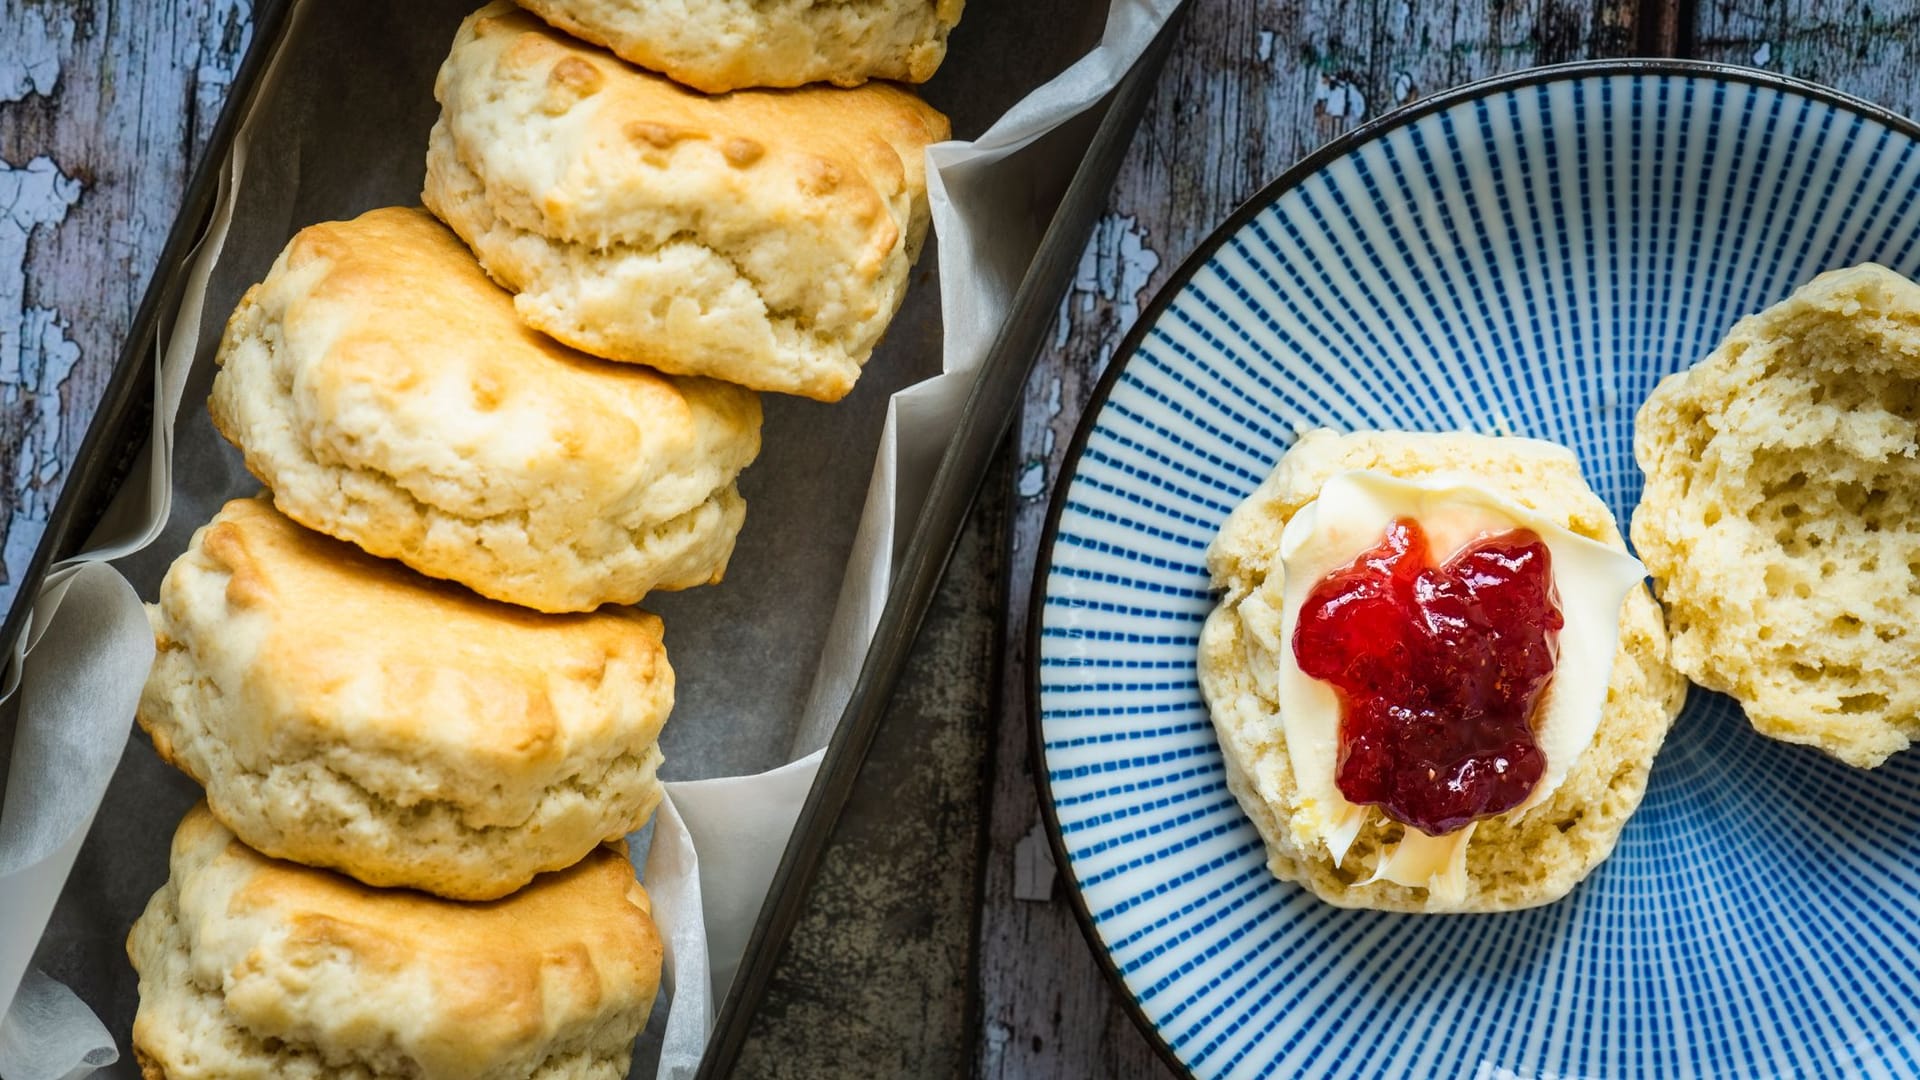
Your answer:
[126,2,955,1077]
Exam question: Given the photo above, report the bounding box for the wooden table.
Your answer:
[7,1,1919,1076]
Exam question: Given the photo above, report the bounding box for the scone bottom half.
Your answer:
[1196,429,1687,913]
[139,495,674,901]
[128,804,663,1080]
[1634,263,1920,769]
[207,206,763,613]
[424,4,951,402]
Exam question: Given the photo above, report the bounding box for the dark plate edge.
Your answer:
[1023,57,1920,1080]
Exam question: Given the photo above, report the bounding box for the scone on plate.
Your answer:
[140,496,674,901]
[424,3,951,401]
[1635,263,1920,768]
[512,0,965,93]
[129,804,662,1080]
[210,206,761,613]
[1198,430,1687,913]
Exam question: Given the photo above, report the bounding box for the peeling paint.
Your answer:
[1016,459,1046,501]
[193,0,256,134]
[1,157,84,381]
[1256,29,1275,63]
[1090,212,1159,359]
[0,6,68,103]
[12,307,79,493]
[1315,73,1369,122]
[1752,42,1773,66]
[1053,213,1161,365]
[1393,70,1417,105]
[0,155,85,587]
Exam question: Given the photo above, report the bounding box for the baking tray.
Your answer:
[9,1,1181,1075]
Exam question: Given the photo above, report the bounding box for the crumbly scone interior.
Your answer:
[1634,264,1920,767]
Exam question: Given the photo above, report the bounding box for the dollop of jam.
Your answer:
[1293,518,1562,836]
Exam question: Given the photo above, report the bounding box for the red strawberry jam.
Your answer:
[1292,518,1562,836]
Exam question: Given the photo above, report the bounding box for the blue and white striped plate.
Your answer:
[1032,61,1920,1080]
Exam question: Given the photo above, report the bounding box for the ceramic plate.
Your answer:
[1032,60,1920,1080]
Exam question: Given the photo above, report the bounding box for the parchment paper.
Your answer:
[0,1,1178,1076]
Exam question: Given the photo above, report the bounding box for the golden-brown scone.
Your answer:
[424,3,951,401]
[1634,263,1920,768]
[513,0,965,93]
[128,804,662,1080]
[1199,430,1688,912]
[209,206,762,612]
[139,496,673,900]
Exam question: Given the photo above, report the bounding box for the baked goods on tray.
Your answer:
[128,804,662,1080]
[425,3,950,401]
[1199,430,1687,912]
[512,0,966,93]
[1634,263,1920,768]
[140,496,673,900]
[129,0,964,1062]
[210,206,762,613]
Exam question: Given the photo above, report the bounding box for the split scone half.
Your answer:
[141,496,673,901]
[1199,429,1687,912]
[512,0,965,93]
[1635,263,1920,768]
[129,805,662,1080]
[211,206,761,613]
[425,3,951,401]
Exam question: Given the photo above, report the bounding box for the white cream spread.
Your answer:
[1274,470,1645,906]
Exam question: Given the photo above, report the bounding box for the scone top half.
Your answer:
[211,206,762,612]
[141,496,673,901]
[129,804,662,1080]
[1198,430,1687,913]
[425,3,952,401]
[513,0,966,93]
[1635,263,1920,768]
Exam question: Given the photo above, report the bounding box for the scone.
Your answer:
[513,0,965,93]
[128,804,662,1080]
[1198,430,1687,913]
[424,3,951,401]
[210,206,761,612]
[139,496,674,901]
[1635,263,1920,768]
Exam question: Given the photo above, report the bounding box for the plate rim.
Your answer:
[1024,56,1920,1080]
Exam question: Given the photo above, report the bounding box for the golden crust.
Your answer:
[209,206,762,612]
[1199,429,1689,912]
[139,496,672,900]
[425,4,951,400]
[513,0,965,93]
[128,805,661,1080]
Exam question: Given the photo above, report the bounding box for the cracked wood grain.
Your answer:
[1696,0,1920,117]
[979,3,1647,1076]
[0,0,251,603]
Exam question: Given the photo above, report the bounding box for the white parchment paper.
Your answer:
[0,1,1178,1075]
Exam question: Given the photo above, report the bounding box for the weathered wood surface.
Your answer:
[16,0,1920,1077]
[0,0,252,601]
[1695,0,1920,116]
